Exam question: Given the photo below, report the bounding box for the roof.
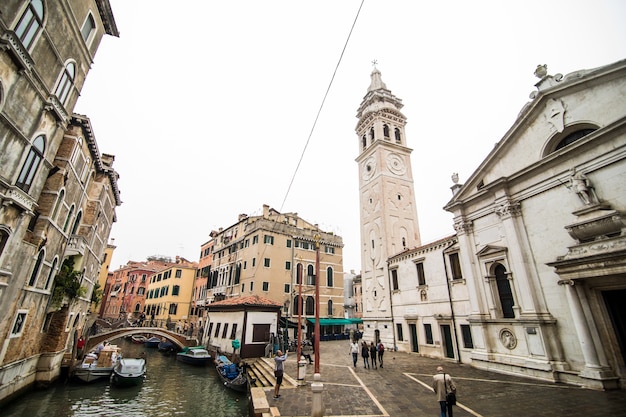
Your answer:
[208,295,282,309]
[306,318,363,326]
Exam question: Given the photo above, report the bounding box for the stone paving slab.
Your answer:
[262,340,625,417]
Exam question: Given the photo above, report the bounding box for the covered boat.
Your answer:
[176,347,212,366]
[158,339,178,355]
[111,357,146,387]
[214,355,250,393]
[74,345,121,383]
[144,336,161,348]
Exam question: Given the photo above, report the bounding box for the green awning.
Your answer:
[306,318,361,326]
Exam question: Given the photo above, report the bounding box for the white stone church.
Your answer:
[356,59,626,390]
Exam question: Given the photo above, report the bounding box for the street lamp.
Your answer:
[314,233,321,374]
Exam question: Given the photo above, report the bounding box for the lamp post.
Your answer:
[314,233,321,374]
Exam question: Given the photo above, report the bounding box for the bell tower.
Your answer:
[355,66,421,342]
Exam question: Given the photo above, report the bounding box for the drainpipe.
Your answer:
[386,260,398,350]
[442,241,461,363]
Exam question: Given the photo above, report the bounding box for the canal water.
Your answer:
[3,338,249,417]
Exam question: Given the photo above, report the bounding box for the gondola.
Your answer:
[158,340,179,355]
[214,355,250,393]
[144,336,161,348]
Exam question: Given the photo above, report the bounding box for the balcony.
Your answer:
[65,235,87,257]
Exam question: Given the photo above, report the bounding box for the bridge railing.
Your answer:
[85,327,197,352]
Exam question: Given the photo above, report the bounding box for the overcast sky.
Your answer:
[75,0,626,273]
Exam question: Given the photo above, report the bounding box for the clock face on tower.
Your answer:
[386,153,406,176]
[362,156,376,181]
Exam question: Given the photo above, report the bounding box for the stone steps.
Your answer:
[246,357,297,388]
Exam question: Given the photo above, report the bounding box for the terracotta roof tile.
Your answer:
[209,295,282,308]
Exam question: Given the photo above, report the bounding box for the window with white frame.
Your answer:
[15,0,44,50]
[54,62,76,105]
[80,13,95,42]
[11,310,28,338]
[16,135,45,192]
[28,248,45,286]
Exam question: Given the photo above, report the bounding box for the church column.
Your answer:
[453,218,487,317]
[495,199,549,316]
[558,280,600,368]
[558,279,615,385]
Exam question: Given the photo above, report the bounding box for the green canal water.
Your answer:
[2,338,249,417]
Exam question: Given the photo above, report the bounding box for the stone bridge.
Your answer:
[85,327,196,351]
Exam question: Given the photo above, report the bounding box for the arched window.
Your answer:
[394,128,401,143]
[362,135,367,150]
[0,227,10,258]
[554,128,597,152]
[51,189,65,222]
[44,257,58,289]
[80,157,90,182]
[327,299,333,316]
[15,0,44,50]
[16,135,45,192]
[543,124,599,156]
[305,296,315,315]
[495,264,515,318]
[296,263,303,285]
[54,62,76,105]
[307,264,315,285]
[63,205,75,232]
[71,211,82,235]
[369,127,375,142]
[326,267,333,287]
[383,124,390,138]
[70,137,83,165]
[134,303,141,312]
[292,295,303,316]
[28,249,45,286]
[81,13,95,42]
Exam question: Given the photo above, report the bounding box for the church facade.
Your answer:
[357,60,626,389]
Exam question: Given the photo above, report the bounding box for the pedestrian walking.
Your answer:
[349,340,359,367]
[377,341,384,368]
[361,341,370,369]
[273,349,288,399]
[369,342,377,369]
[432,366,456,417]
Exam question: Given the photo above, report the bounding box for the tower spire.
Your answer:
[368,66,387,92]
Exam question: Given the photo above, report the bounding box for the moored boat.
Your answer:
[110,357,146,387]
[144,336,161,348]
[158,339,178,355]
[131,335,147,344]
[214,355,249,393]
[176,347,212,366]
[74,345,121,383]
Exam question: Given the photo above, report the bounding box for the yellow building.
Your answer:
[206,204,345,340]
[144,257,198,331]
[92,243,116,315]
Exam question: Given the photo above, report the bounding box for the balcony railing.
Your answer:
[65,235,87,257]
